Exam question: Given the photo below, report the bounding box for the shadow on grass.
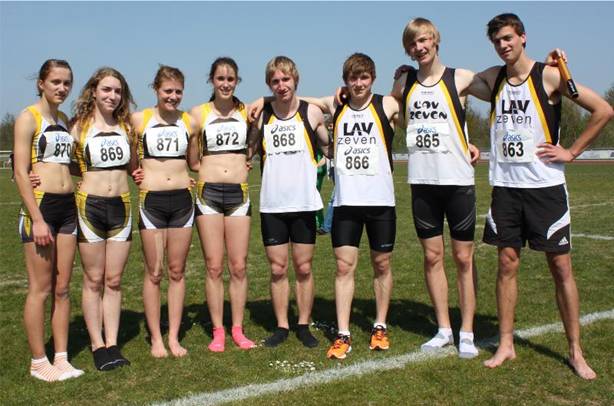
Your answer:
[46,309,145,361]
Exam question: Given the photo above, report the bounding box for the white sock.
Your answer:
[421,327,453,350]
[54,352,84,378]
[337,330,351,337]
[458,331,479,358]
[373,322,387,330]
[31,356,71,382]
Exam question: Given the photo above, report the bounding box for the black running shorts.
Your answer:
[331,205,396,252]
[260,211,316,246]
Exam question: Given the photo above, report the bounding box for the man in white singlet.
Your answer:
[477,13,613,379]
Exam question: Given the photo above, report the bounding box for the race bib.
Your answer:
[41,130,73,164]
[205,121,247,152]
[144,125,188,157]
[336,143,379,176]
[88,132,131,168]
[263,122,305,154]
[495,128,535,163]
[406,122,450,153]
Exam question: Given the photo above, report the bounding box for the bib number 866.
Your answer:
[272,133,295,148]
[502,141,524,158]
[346,155,369,170]
[100,146,124,162]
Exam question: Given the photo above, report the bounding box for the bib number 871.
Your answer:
[502,141,524,158]
[345,155,369,170]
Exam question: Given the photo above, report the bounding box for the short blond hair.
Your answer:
[265,56,299,87]
[402,17,441,55]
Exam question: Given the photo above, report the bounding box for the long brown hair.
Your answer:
[207,57,242,108]
[73,67,135,130]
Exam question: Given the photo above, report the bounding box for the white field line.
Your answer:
[474,223,613,241]
[156,309,614,406]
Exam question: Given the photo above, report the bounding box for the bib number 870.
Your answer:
[53,143,71,157]
[415,133,440,148]
[100,146,124,162]
[272,133,295,148]
[345,156,369,170]
[502,141,524,158]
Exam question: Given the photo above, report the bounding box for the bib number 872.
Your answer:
[272,133,295,148]
[345,155,369,170]
[502,141,524,158]
[100,146,124,162]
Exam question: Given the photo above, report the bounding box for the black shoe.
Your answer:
[296,324,319,348]
[93,347,117,371]
[264,327,289,348]
[107,345,131,367]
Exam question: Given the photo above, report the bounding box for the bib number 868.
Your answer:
[272,133,295,148]
[345,155,369,170]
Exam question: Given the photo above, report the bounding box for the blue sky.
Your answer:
[1,1,613,118]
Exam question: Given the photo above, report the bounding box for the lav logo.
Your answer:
[343,122,373,136]
[501,100,529,115]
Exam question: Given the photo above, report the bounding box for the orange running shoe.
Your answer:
[327,335,352,359]
[369,325,390,350]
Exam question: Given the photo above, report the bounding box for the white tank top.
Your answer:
[27,106,73,165]
[403,68,473,186]
[76,122,131,172]
[332,94,395,207]
[259,101,323,213]
[200,102,248,154]
[138,108,190,159]
[489,62,565,188]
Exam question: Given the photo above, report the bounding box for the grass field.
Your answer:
[1,163,613,405]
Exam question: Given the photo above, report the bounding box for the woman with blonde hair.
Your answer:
[72,67,136,371]
[13,59,83,381]
[132,65,195,358]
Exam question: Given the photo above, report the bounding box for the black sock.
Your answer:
[107,345,130,367]
[296,324,319,348]
[93,347,116,371]
[264,327,289,348]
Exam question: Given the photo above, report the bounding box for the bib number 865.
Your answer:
[272,133,295,148]
[502,141,524,158]
[100,146,124,162]
[345,156,369,170]
[415,133,440,148]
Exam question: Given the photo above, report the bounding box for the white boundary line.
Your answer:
[156,309,614,406]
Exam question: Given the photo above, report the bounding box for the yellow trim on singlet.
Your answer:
[76,121,91,173]
[439,81,469,153]
[404,82,418,128]
[200,103,213,129]
[333,104,349,159]
[137,108,154,160]
[295,110,317,166]
[26,106,43,164]
[180,111,191,132]
[368,104,388,154]
[489,79,506,126]
[527,76,553,144]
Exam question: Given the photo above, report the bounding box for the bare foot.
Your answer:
[150,340,169,358]
[568,355,597,380]
[169,340,188,358]
[483,345,516,368]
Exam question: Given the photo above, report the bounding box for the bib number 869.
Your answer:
[345,156,369,170]
[100,146,124,162]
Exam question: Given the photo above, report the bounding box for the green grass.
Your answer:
[1,163,613,405]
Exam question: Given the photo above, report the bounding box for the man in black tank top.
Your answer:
[475,13,613,380]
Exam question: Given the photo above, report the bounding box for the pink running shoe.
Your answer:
[231,326,256,350]
[208,327,225,352]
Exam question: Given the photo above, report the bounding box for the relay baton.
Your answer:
[557,57,579,98]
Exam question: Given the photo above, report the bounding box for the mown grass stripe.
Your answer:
[157,309,613,406]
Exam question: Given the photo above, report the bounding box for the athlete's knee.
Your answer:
[53,284,70,301]
[270,260,289,281]
[83,273,104,293]
[294,261,312,279]
[168,265,185,283]
[29,283,53,300]
[452,249,473,270]
[372,256,391,277]
[498,249,520,275]
[423,248,444,270]
[336,258,356,278]
[228,258,247,280]
[146,267,164,285]
[105,274,122,292]
[206,261,224,280]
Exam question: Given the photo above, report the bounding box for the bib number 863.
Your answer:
[502,141,524,158]
[345,155,369,170]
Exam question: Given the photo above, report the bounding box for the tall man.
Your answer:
[478,14,613,379]
[391,18,485,358]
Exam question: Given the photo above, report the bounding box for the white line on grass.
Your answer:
[156,309,614,406]
[473,224,613,240]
